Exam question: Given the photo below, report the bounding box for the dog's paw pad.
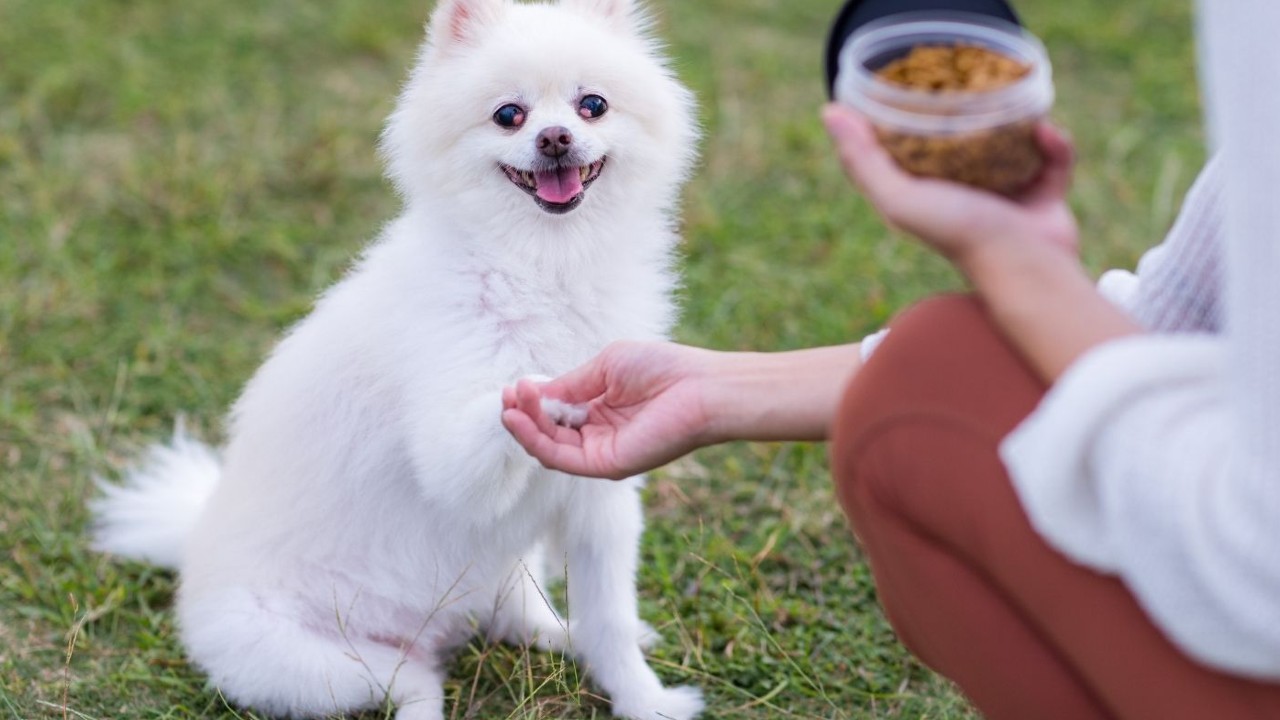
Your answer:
[540,398,589,429]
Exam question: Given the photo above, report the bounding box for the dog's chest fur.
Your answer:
[363,212,677,381]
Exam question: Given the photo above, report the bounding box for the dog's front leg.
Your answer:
[561,478,704,720]
[405,384,542,519]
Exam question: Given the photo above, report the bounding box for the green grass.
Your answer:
[1,0,1203,717]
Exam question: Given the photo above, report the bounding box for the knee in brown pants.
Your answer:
[829,294,1280,720]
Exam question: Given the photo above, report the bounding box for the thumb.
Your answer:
[538,353,608,404]
[822,104,881,164]
[821,103,912,206]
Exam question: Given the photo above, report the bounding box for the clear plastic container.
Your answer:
[834,12,1055,195]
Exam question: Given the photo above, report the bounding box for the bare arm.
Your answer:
[701,343,863,443]
[501,342,861,479]
[958,239,1139,381]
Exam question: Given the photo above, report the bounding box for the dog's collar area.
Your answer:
[500,157,607,214]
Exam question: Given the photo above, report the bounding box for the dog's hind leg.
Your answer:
[487,545,570,653]
[178,588,447,720]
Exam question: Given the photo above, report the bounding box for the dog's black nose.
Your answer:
[536,126,573,158]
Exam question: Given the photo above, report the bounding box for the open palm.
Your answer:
[502,342,718,480]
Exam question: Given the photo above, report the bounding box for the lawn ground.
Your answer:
[1,0,1202,717]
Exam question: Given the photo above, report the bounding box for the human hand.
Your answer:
[501,341,718,480]
[821,103,1079,273]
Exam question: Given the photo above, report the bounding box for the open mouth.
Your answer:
[500,158,606,214]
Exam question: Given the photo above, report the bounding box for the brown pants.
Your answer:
[829,295,1280,720]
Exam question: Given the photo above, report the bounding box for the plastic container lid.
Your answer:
[834,12,1054,135]
[822,0,1022,98]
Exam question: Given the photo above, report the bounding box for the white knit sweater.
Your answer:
[1000,0,1280,680]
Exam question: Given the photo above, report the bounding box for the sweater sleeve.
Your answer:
[1000,336,1280,678]
[1097,157,1225,333]
[999,0,1280,679]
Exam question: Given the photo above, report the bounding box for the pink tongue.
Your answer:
[534,166,583,204]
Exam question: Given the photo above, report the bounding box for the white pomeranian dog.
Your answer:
[90,1,701,718]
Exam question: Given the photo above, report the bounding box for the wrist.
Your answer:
[952,235,1141,382]
[956,233,1085,297]
[695,350,762,446]
[697,345,861,444]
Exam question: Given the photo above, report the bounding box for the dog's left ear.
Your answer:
[560,0,642,29]
[428,0,507,50]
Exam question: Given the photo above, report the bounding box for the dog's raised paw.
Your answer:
[540,398,589,429]
[612,685,705,720]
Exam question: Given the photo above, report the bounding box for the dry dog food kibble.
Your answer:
[873,44,1043,195]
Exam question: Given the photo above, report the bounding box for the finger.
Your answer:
[499,404,586,448]
[1036,121,1074,165]
[821,104,914,207]
[515,379,560,438]
[502,409,594,476]
[501,385,516,410]
[1023,121,1075,203]
[537,355,609,405]
[502,408,559,460]
[515,381,591,446]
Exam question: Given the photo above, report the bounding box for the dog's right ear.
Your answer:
[560,0,643,30]
[427,0,506,50]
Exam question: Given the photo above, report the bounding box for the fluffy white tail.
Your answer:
[90,426,222,570]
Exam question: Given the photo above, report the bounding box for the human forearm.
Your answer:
[960,242,1141,383]
[700,344,862,444]
[502,340,863,479]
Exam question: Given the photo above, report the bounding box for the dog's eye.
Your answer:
[578,95,608,120]
[493,104,526,129]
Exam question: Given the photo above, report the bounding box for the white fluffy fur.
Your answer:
[90,1,701,718]
[91,423,221,569]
